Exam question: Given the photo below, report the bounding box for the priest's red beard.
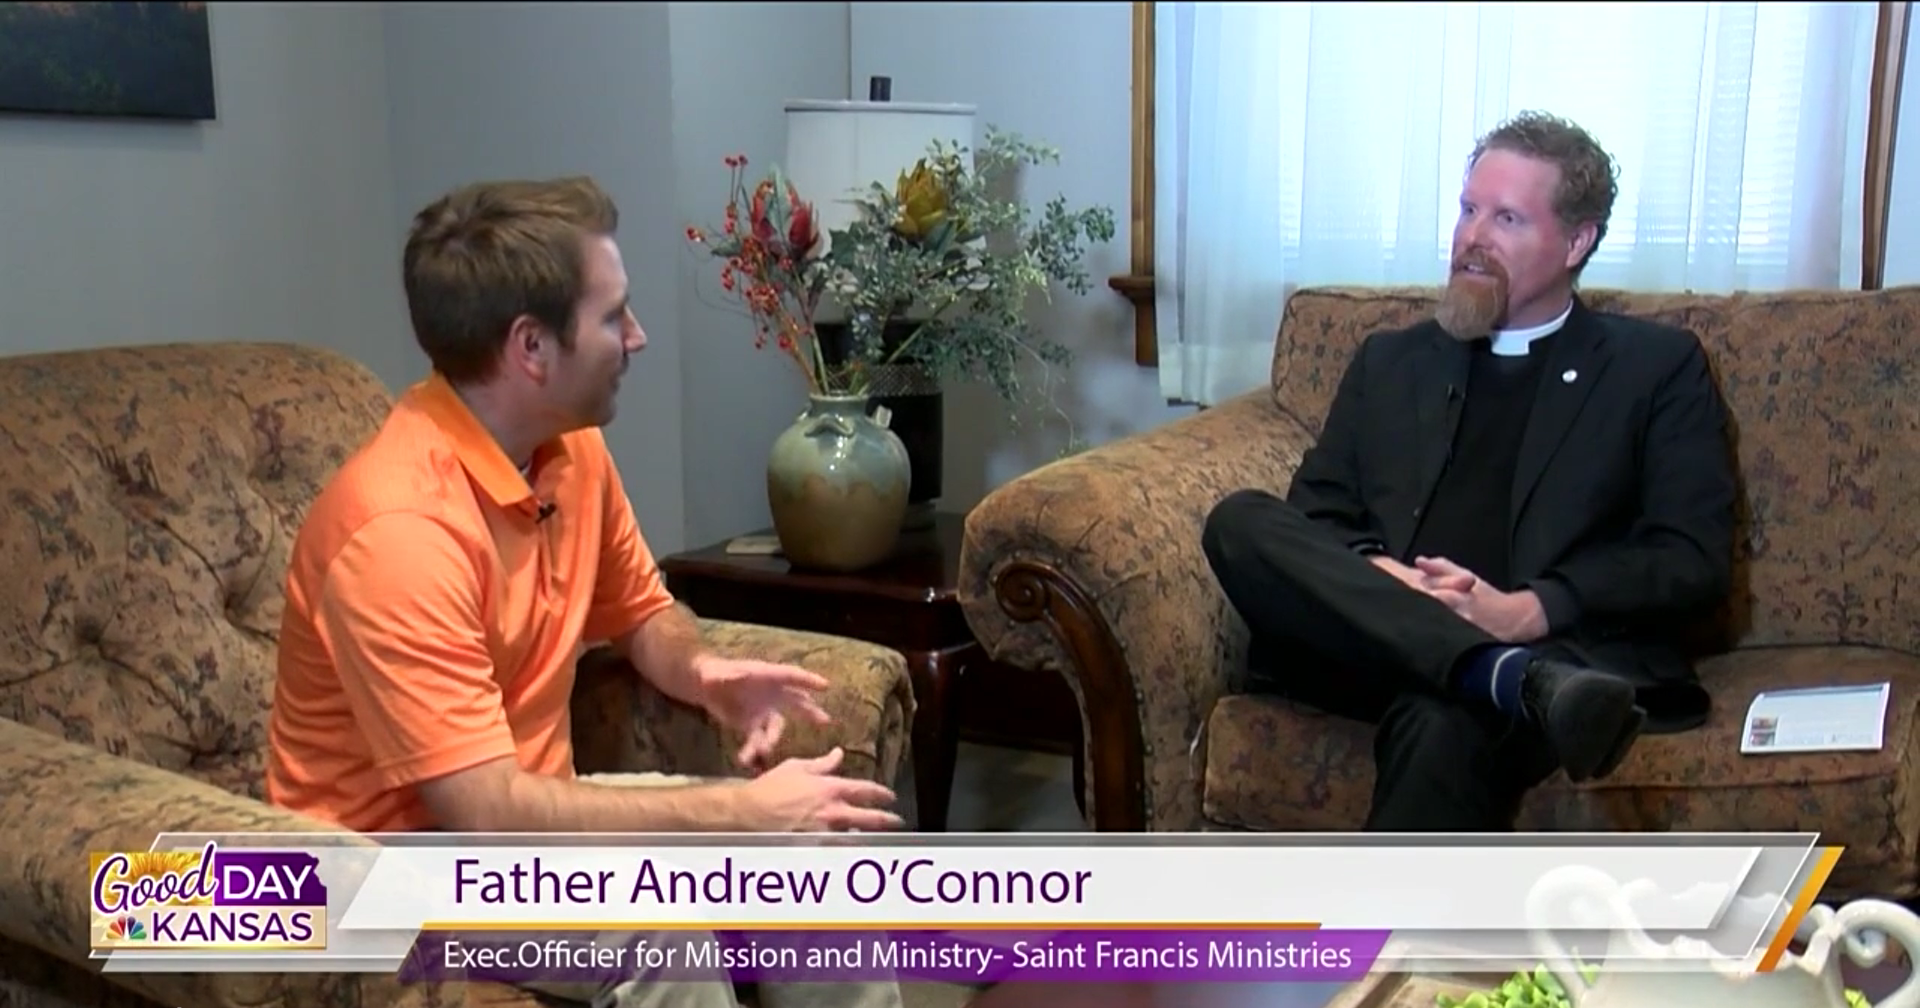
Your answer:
[1436,254,1509,342]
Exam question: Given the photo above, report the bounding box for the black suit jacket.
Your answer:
[1286,297,1738,731]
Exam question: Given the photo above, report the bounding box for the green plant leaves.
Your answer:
[819,125,1117,423]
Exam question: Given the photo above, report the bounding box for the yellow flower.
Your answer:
[893,160,949,241]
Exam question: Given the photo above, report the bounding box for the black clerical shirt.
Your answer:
[1404,335,1557,591]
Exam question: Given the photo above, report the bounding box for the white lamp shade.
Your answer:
[783,99,978,249]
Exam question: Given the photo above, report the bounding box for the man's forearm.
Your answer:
[500,772,745,833]
[422,758,751,833]
[620,604,713,709]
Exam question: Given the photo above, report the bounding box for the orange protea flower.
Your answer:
[748,179,779,247]
[684,155,834,393]
[746,178,821,259]
[786,198,819,257]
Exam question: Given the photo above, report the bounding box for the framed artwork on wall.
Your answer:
[0,2,215,121]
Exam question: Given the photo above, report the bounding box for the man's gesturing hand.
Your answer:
[736,747,905,832]
[693,656,836,771]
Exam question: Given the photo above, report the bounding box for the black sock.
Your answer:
[1455,645,1532,716]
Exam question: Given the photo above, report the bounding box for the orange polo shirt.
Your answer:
[265,373,675,833]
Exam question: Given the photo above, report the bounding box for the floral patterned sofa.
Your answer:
[958,284,1920,899]
[0,342,915,1008]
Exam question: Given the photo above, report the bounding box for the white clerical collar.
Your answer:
[1488,300,1573,357]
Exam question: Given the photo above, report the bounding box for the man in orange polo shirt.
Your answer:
[266,177,904,1008]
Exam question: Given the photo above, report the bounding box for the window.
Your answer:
[1134,1,1898,406]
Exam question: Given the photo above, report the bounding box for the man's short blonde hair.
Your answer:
[401,176,619,383]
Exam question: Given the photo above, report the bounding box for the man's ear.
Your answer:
[1564,221,1598,272]
[502,314,552,381]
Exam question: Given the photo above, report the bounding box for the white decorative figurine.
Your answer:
[1525,864,1920,1008]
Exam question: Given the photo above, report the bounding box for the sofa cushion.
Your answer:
[1202,645,1920,898]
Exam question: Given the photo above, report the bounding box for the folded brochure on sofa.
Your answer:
[1741,682,1890,754]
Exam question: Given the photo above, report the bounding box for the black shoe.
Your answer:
[1519,658,1646,783]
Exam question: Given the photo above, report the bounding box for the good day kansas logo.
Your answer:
[90,842,328,950]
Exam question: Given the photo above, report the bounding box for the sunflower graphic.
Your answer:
[119,850,214,907]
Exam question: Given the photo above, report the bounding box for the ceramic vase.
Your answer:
[814,320,946,532]
[766,393,911,572]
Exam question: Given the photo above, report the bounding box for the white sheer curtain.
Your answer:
[1154,1,1880,407]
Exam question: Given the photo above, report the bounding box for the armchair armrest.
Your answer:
[957,390,1314,831]
[571,611,915,788]
[0,716,465,1008]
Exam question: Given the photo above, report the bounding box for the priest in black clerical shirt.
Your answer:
[1200,111,1738,832]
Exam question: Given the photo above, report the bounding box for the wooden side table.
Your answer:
[659,512,1082,831]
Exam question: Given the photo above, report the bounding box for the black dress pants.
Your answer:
[1200,489,1562,831]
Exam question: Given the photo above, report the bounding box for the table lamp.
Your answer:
[783,76,978,263]
[782,77,977,531]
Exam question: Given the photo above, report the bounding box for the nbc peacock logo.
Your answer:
[106,914,146,941]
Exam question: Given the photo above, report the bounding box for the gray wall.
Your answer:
[0,3,404,391]
[667,2,850,547]
[382,0,689,554]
